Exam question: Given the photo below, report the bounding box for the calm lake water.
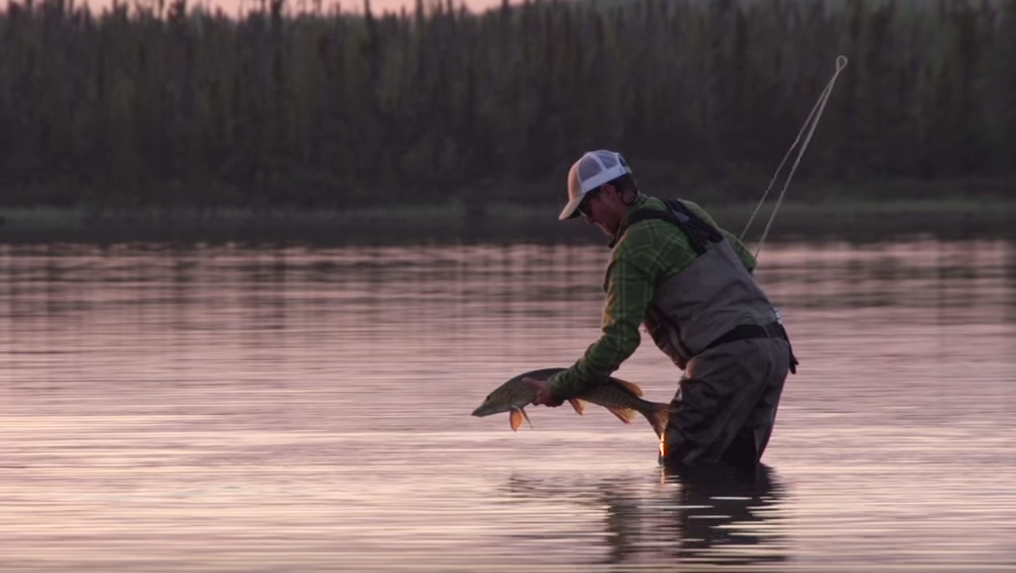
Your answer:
[1,233,1015,572]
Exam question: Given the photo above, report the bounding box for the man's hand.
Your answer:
[522,376,565,407]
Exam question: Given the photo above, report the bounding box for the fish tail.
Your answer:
[644,401,670,439]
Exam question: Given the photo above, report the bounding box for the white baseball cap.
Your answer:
[559,149,633,220]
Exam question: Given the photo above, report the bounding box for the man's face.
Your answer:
[578,185,622,236]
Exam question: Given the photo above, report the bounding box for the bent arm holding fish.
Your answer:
[543,227,660,402]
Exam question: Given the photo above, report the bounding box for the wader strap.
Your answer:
[612,199,725,253]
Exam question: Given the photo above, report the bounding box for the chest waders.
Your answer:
[622,199,798,374]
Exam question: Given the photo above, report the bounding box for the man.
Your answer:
[524,149,797,469]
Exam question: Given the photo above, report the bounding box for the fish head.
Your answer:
[470,393,508,417]
[472,368,567,420]
[471,387,519,417]
[471,376,536,418]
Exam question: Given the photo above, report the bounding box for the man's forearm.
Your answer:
[548,323,641,398]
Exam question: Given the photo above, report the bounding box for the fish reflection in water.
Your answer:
[505,464,787,568]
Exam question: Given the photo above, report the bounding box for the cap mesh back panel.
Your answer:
[578,156,602,182]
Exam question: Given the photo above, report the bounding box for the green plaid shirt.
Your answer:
[547,196,758,399]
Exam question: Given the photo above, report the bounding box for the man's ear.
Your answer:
[615,184,637,206]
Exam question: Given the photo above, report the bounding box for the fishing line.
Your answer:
[740,55,849,260]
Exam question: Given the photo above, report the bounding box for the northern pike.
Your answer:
[471,367,669,438]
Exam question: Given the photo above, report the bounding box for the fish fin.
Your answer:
[510,409,523,431]
[568,398,585,415]
[607,407,637,425]
[612,377,644,397]
[646,401,670,439]
[510,408,533,432]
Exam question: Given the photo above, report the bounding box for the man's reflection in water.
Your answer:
[505,463,788,569]
[653,463,788,567]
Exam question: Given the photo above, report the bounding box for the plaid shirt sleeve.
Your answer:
[547,220,688,399]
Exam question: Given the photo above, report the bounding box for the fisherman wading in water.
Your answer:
[524,150,798,469]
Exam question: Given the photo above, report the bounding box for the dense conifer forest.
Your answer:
[1,0,1013,209]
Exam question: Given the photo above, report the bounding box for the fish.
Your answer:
[470,367,670,438]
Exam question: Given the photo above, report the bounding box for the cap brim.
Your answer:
[558,195,584,221]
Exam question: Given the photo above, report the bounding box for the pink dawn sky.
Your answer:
[350,0,515,12]
[307,0,518,13]
[74,0,524,14]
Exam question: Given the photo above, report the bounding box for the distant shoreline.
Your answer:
[2,198,1015,243]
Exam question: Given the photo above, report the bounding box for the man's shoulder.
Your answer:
[623,197,686,238]
[614,201,688,254]
[618,211,673,243]
[664,198,714,221]
[634,196,711,219]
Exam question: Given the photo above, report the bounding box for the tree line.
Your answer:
[0,0,1013,208]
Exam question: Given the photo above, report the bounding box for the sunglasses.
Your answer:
[577,187,601,218]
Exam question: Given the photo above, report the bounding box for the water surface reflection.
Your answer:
[0,237,1014,572]
[506,464,788,568]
